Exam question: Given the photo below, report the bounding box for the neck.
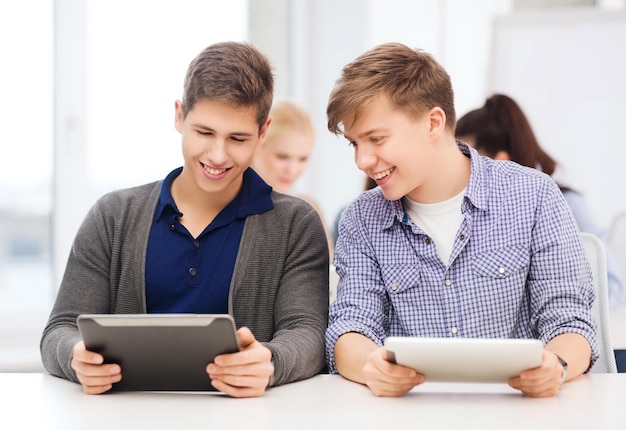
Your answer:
[408,138,470,203]
[172,170,240,216]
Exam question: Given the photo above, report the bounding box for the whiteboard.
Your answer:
[489,9,626,228]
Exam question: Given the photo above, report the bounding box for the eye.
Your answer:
[231,136,245,143]
[197,130,212,136]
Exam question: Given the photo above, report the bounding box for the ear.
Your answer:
[256,116,272,148]
[494,150,511,161]
[174,100,184,133]
[428,107,446,136]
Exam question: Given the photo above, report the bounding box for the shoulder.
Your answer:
[270,191,317,215]
[485,156,551,182]
[89,181,161,223]
[480,157,561,197]
[340,186,396,232]
[347,186,391,214]
[96,181,160,207]
[295,193,325,216]
[247,191,325,232]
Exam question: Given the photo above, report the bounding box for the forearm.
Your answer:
[264,316,327,386]
[335,332,378,384]
[545,332,592,381]
[41,325,82,382]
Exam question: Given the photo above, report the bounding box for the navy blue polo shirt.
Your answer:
[145,167,273,313]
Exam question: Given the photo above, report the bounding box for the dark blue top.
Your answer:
[145,167,273,313]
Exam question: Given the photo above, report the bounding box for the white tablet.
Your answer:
[77,314,239,392]
[384,336,543,383]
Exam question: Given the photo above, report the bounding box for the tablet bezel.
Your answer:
[384,336,544,384]
[77,313,239,392]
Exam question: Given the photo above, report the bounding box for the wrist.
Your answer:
[555,353,568,383]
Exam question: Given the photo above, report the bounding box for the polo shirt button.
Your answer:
[170,224,176,231]
[188,267,197,276]
[193,240,200,249]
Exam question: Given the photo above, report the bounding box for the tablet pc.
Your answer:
[77,314,239,392]
[384,337,543,383]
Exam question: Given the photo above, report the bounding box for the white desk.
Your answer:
[2,373,626,429]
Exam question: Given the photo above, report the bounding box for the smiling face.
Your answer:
[174,98,270,207]
[343,94,441,203]
[254,129,313,194]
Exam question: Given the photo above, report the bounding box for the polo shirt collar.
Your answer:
[154,167,274,224]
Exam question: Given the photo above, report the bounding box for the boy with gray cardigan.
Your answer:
[41,41,329,397]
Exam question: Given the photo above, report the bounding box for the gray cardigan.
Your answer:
[40,180,329,387]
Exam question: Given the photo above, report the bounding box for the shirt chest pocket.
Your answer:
[380,264,422,294]
[471,245,530,279]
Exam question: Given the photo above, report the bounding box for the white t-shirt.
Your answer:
[403,189,466,266]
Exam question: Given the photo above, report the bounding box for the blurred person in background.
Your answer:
[253,100,334,256]
[456,93,625,309]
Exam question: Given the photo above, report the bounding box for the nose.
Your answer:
[206,138,228,165]
[285,160,303,178]
[355,143,376,172]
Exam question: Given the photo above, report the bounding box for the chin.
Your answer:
[380,189,403,202]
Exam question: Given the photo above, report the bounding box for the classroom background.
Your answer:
[1,0,625,371]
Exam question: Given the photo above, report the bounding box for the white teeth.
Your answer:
[373,168,393,180]
[203,165,226,175]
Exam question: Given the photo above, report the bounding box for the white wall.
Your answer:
[489,8,626,228]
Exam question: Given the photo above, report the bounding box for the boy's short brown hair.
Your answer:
[182,41,274,129]
[327,43,456,135]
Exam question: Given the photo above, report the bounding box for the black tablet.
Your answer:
[77,314,239,392]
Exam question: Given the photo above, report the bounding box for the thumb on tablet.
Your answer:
[236,326,256,349]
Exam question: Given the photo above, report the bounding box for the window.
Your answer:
[86,0,248,195]
[0,0,246,372]
[0,0,54,371]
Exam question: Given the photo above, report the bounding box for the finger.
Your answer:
[509,374,560,397]
[235,326,256,348]
[75,369,121,395]
[369,384,416,397]
[78,374,122,395]
[209,360,271,397]
[363,349,423,396]
[72,341,105,365]
[371,348,422,383]
[214,342,271,368]
[72,360,122,395]
[72,360,121,378]
[208,353,273,396]
[82,385,112,395]
[210,378,267,398]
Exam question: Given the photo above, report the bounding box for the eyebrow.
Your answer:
[345,127,387,142]
[192,123,255,138]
